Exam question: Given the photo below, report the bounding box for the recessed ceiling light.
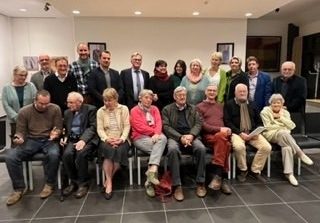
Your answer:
[19,8,27,12]
[245,12,252,17]
[193,11,200,16]
[134,11,142,15]
[72,10,80,14]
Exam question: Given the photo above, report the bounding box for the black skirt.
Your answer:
[98,140,129,166]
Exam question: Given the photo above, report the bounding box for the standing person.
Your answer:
[196,85,232,195]
[5,90,62,206]
[149,60,175,111]
[272,61,307,113]
[180,59,210,105]
[97,88,130,200]
[162,86,207,201]
[69,42,99,104]
[44,57,77,113]
[88,50,124,108]
[2,66,37,144]
[224,84,271,183]
[31,54,54,90]
[61,92,99,198]
[260,94,313,186]
[246,56,272,112]
[171,60,187,88]
[120,52,150,110]
[204,52,227,103]
[225,56,249,102]
[130,90,167,197]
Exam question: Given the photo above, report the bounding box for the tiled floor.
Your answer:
[1,153,320,223]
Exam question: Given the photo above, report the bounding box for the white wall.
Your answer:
[300,19,320,36]
[74,17,247,73]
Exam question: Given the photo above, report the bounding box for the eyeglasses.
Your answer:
[39,59,49,62]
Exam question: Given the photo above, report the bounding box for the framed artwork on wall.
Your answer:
[88,42,107,63]
[23,56,39,71]
[216,43,234,64]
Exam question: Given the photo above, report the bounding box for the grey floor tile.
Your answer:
[0,196,44,221]
[267,182,319,202]
[209,206,258,223]
[204,188,244,208]
[234,184,282,205]
[166,209,212,223]
[80,191,124,215]
[164,187,205,210]
[77,214,121,223]
[34,194,83,218]
[300,179,320,198]
[289,201,320,223]
[122,212,166,223]
[250,204,306,223]
[123,190,163,213]
[31,217,76,222]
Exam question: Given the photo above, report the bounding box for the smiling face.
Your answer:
[139,93,153,108]
[281,62,295,79]
[205,85,218,101]
[230,58,241,73]
[77,44,89,61]
[235,84,248,102]
[100,51,111,69]
[174,90,187,106]
[271,99,283,113]
[38,55,50,71]
[190,61,201,75]
[131,54,142,70]
[55,59,68,77]
[211,56,221,68]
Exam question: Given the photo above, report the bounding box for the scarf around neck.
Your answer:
[154,70,169,81]
[138,103,155,126]
[235,98,252,133]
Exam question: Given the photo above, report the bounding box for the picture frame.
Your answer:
[88,42,107,63]
[216,43,234,64]
[23,56,39,71]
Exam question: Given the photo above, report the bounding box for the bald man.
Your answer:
[30,54,54,90]
[272,61,307,113]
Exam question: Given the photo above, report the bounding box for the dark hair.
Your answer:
[154,60,167,72]
[99,50,111,58]
[36,90,50,100]
[173,59,187,77]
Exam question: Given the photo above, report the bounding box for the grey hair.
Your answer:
[174,86,187,96]
[268,93,285,105]
[235,83,247,92]
[13,65,27,76]
[190,58,203,72]
[139,89,154,98]
[68,91,84,103]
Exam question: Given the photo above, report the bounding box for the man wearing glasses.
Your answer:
[31,54,54,90]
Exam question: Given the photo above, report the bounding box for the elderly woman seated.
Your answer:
[97,88,130,200]
[130,89,167,198]
[260,94,313,186]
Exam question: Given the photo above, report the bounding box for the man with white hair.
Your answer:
[224,84,271,183]
[61,92,99,199]
[272,61,307,113]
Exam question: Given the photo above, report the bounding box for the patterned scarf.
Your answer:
[235,99,252,133]
[138,103,154,126]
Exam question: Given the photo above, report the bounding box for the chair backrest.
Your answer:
[305,112,320,134]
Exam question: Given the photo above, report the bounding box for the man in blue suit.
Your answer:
[246,56,272,112]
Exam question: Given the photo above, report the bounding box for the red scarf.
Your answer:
[154,70,169,81]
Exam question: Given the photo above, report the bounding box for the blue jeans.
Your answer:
[6,138,60,190]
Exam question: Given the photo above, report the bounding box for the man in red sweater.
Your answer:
[196,84,232,194]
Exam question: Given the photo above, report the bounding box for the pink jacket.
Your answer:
[130,105,163,141]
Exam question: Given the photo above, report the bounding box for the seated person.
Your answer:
[61,92,99,198]
[130,89,167,198]
[224,84,271,183]
[260,93,313,186]
[96,88,130,200]
[5,90,62,206]
[196,84,232,195]
[162,86,207,201]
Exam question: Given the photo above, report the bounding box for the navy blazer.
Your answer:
[120,68,150,110]
[249,71,272,112]
[63,104,99,146]
[88,67,124,108]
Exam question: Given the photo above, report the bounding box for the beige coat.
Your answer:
[260,106,296,141]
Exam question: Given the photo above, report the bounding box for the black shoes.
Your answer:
[75,186,89,199]
[237,170,248,182]
[62,184,78,197]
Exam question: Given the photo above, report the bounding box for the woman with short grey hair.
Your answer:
[260,93,313,186]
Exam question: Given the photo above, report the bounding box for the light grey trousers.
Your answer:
[133,134,167,166]
[271,130,303,174]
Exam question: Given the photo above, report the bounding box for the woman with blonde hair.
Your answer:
[97,88,130,199]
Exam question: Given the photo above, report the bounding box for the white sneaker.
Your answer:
[300,154,314,165]
[287,174,298,186]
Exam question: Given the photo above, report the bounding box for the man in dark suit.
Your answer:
[273,61,307,113]
[88,50,124,108]
[246,56,272,112]
[61,92,99,199]
[120,52,150,110]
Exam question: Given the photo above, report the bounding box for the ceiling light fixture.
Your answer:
[72,10,80,14]
[134,11,142,15]
[19,8,27,12]
[245,12,252,17]
[193,11,200,16]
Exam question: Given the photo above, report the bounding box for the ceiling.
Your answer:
[0,0,319,24]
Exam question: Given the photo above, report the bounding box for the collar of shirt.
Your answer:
[248,71,259,79]
[55,72,68,82]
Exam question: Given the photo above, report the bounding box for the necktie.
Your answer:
[135,70,141,100]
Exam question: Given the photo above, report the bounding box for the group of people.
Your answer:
[1,42,314,206]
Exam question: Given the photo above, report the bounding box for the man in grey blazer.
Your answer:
[30,54,54,90]
[120,52,149,110]
[61,92,99,199]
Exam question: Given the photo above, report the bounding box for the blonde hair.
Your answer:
[13,65,27,76]
[103,88,119,101]
[210,52,223,61]
[190,58,203,72]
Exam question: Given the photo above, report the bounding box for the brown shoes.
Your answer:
[208,175,222,190]
[221,180,232,195]
[237,170,248,182]
[196,183,207,198]
[40,184,54,199]
[6,188,27,206]
[75,186,89,199]
[173,186,184,201]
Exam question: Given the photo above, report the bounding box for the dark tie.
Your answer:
[135,70,141,100]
